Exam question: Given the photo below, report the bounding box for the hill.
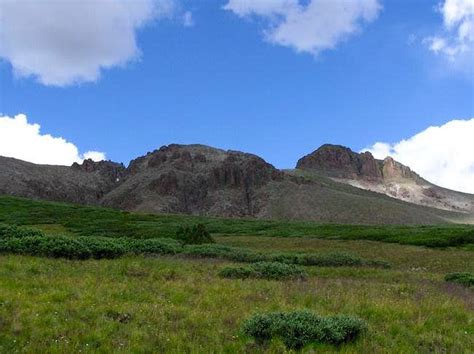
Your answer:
[296,144,474,213]
[1,144,472,224]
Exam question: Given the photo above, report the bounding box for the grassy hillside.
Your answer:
[0,195,473,352]
[0,195,473,248]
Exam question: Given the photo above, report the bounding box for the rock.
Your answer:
[296,144,383,181]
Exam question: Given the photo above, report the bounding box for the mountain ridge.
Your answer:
[1,143,472,224]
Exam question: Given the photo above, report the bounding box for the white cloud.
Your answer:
[424,0,474,61]
[363,119,474,194]
[0,0,176,86]
[183,11,194,27]
[223,0,382,55]
[0,114,106,165]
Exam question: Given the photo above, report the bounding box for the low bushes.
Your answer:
[242,310,367,349]
[0,223,44,239]
[183,244,390,268]
[0,224,389,268]
[0,230,182,260]
[445,272,474,287]
[219,262,307,280]
[0,235,92,259]
[176,224,214,245]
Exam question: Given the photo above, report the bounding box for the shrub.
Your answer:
[0,235,92,259]
[297,252,364,267]
[218,266,253,279]
[0,223,44,239]
[182,244,264,262]
[119,238,182,255]
[176,224,214,245]
[80,237,127,259]
[242,311,367,350]
[251,262,307,280]
[219,262,307,281]
[445,272,474,287]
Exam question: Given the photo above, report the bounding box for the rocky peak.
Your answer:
[296,144,383,181]
[128,144,282,183]
[382,157,419,181]
[71,159,127,183]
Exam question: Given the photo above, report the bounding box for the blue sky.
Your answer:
[0,0,473,192]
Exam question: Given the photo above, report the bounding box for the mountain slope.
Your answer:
[296,144,474,213]
[0,144,471,224]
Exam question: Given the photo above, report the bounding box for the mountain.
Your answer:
[0,144,472,224]
[0,156,126,204]
[296,144,474,213]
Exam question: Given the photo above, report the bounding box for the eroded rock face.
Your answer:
[71,159,128,184]
[296,144,422,182]
[296,144,383,181]
[382,157,418,181]
[102,144,283,216]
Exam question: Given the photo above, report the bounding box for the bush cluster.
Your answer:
[242,311,367,350]
[444,272,474,287]
[0,224,44,239]
[219,261,307,280]
[176,224,214,245]
[183,244,390,268]
[0,226,181,260]
[0,224,389,268]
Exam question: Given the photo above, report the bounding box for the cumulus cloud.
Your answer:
[362,119,474,194]
[0,0,176,86]
[223,0,382,55]
[424,0,474,62]
[0,114,106,165]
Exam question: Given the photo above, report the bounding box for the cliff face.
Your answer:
[296,144,420,182]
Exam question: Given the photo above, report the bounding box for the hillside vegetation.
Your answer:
[0,195,473,352]
[0,196,473,248]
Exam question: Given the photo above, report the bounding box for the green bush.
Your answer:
[251,262,307,280]
[219,262,307,281]
[176,224,214,245]
[0,232,182,260]
[444,272,474,287]
[296,252,363,267]
[242,311,367,350]
[0,223,44,239]
[118,238,182,255]
[81,237,127,259]
[218,266,253,279]
[0,235,92,259]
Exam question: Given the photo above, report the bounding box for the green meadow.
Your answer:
[0,196,473,352]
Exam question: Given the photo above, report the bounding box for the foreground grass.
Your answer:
[0,237,472,353]
[0,196,473,248]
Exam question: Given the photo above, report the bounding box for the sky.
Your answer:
[0,0,473,193]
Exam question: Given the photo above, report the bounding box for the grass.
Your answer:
[0,196,473,248]
[0,195,472,352]
[0,239,472,352]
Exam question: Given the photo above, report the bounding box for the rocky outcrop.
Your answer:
[296,144,473,213]
[101,144,283,217]
[296,144,383,181]
[296,144,420,182]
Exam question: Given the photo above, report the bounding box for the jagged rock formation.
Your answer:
[296,144,474,213]
[102,144,283,216]
[0,143,472,224]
